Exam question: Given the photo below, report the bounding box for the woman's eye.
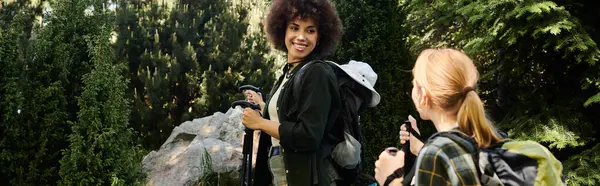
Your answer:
[290,27,299,31]
[307,29,316,33]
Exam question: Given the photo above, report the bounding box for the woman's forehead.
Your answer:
[289,17,317,25]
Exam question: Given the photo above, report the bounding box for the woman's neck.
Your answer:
[286,57,304,72]
[287,62,301,71]
[288,55,304,63]
[430,111,458,132]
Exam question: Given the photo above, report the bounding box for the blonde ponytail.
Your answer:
[457,90,502,148]
[413,48,502,148]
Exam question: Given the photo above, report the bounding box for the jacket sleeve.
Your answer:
[278,63,337,153]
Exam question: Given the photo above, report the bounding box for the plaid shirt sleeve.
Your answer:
[413,137,480,186]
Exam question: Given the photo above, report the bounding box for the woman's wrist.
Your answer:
[257,118,268,130]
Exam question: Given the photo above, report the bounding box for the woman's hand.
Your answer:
[374,149,405,186]
[242,108,264,130]
[399,115,424,155]
[244,90,265,110]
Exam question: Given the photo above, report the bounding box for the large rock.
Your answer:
[142,107,258,186]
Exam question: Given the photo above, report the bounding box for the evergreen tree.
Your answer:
[115,0,276,150]
[0,1,66,185]
[0,0,117,184]
[0,3,35,185]
[58,12,145,185]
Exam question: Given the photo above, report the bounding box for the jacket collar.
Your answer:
[283,54,319,76]
[265,54,320,116]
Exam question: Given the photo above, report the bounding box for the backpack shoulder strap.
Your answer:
[291,60,327,85]
[431,130,483,180]
[290,60,328,100]
[430,130,478,152]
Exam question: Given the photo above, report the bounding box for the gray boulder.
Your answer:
[142,107,256,186]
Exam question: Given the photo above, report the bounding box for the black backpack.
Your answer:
[293,60,376,185]
[432,130,565,186]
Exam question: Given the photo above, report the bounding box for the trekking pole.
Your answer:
[401,120,422,184]
[231,85,262,186]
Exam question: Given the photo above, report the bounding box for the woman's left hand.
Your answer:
[374,149,405,185]
[242,108,264,130]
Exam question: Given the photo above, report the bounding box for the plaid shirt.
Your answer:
[413,132,480,186]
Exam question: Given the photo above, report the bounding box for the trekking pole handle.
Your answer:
[239,85,261,93]
[231,100,261,111]
[401,120,412,153]
[386,147,400,156]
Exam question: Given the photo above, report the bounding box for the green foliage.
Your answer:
[58,3,145,184]
[0,1,72,185]
[198,149,218,185]
[506,116,585,149]
[1,0,273,185]
[0,4,34,185]
[563,144,600,186]
[198,148,218,186]
[584,93,600,107]
[116,0,276,150]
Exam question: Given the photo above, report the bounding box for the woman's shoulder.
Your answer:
[296,60,336,80]
[302,60,335,73]
[416,139,479,186]
[420,135,470,159]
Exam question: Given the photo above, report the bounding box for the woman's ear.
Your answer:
[419,87,429,107]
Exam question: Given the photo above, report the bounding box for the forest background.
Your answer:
[1,0,599,185]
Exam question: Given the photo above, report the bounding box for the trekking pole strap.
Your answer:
[384,167,404,186]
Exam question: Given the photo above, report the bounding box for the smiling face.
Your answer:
[284,17,319,62]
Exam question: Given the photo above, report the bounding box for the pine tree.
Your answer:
[59,21,145,186]
[0,1,68,185]
[115,0,276,150]
[58,1,145,184]
[0,3,34,185]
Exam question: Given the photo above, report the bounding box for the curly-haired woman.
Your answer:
[240,0,344,185]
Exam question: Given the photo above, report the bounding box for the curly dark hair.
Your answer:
[264,0,342,58]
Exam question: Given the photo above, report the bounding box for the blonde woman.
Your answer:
[375,49,503,186]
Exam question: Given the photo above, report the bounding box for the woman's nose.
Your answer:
[296,33,306,41]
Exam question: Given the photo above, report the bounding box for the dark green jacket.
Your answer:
[254,60,341,186]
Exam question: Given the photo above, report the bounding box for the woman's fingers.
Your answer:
[399,124,410,144]
[400,131,410,140]
[244,90,264,105]
[408,115,420,134]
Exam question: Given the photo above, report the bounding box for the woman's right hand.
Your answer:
[399,115,424,155]
[244,90,265,110]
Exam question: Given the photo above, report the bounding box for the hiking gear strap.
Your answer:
[384,167,404,186]
[434,131,484,184]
